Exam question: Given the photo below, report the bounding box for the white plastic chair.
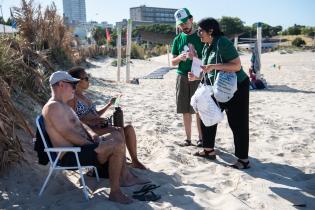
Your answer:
[35,115,99,200]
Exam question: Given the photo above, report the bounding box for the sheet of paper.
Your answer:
[192,57,202,77]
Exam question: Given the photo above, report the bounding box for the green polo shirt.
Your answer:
[202,36,248,84]
[172,31,204,76]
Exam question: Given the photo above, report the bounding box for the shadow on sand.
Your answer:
[215,148,315,209]
[255,85,315,94]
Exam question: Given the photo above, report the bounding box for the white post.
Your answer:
[166,44,170,67]
[117,27,121,82]
[126,19,132,83]
[256,22,262,79]
[234,36,238,49]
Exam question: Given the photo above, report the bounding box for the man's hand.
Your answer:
[188,71,200,81]
[178,52,188,61]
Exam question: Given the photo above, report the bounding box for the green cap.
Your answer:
[174,8,192,26]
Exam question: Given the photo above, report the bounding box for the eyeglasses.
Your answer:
[81,77,89,81]
[62,81,77,89]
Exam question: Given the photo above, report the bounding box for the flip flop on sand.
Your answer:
[132,191,161,202]
[133,184,160,194]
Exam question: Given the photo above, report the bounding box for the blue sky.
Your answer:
[1,0,314,29]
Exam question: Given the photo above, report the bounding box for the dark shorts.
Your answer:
[176,74,200,114]
[59,143,109,178]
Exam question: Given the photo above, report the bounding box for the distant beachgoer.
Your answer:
[188,17,250,169]
[171,8,204,147]
[249,50,266,89]
[67,67,146,170]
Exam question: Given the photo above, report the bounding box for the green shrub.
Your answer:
[131,43,145,59]
[292,37,306,47]
[111,58,126,67]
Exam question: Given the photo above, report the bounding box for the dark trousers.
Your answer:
[201,78,250,159]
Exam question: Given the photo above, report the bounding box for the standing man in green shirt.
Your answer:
[171,8,204,146]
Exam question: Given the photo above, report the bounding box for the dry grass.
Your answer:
[0,77,27,174]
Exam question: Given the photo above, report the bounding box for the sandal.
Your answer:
[133,184,160,194]
[132,191,161,202]
[196,139,203,147]
[177,139,195,147]
[194,149,216,160]
[230,159,250,169]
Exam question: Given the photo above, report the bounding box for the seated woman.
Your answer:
[68,66,146,170]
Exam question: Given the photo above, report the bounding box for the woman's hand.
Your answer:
[110,97,116,105]
[200,64,216,73]
[188,72,200,81]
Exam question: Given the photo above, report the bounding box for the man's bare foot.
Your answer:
[109,190,133,204]
[131,160,147,170]
[121,169,151,187]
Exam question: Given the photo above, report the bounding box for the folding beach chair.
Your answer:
[35,115,99,200]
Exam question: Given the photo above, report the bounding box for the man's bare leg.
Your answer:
[183,113,192,141]
[120,162,150,187]
[95,132,133,204]
[123,125,146,170]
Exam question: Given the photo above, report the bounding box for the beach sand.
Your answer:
[1,51,315,210]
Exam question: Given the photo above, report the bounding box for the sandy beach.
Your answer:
[1,50,315,210]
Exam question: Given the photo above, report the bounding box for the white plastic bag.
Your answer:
[191,84,224,127]
[212,38,237,103]
[213,71,237,103]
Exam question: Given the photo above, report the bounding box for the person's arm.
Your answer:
[96,97,115,116]
[46,102,91,146]
[81,122,101,143]
[171,53,189,66]
[200,57,241,73]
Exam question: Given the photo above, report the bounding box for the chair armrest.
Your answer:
[45,147,81,152]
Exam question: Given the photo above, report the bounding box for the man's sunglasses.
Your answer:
[81,77,89,81]
[62,81,77,89]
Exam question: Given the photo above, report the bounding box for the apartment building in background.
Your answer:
[130,5,177,25]
[63,0,87,25]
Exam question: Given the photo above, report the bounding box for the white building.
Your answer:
[0,24,18,34]
[63,0,86,24]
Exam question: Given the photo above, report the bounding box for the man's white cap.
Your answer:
[49,71,80,85]
[174,8,192,26]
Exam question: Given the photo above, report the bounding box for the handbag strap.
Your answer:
[213,37,222,81]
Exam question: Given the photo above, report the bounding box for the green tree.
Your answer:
[92,26,106,45]
[0,16,5,24]
[6,17,13,26]
[219,16,244,37]
[287,24,304,35]
[301,27,315,37]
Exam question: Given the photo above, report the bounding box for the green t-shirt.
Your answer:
[172,31,204,76]
[202,36,248,84]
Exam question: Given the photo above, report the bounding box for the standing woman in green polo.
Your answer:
[171,8,204,147]
[189,17,250,169]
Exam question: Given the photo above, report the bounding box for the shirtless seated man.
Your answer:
[42,71,146,204]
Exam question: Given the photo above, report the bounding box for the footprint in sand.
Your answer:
[276,153,284,157]
[238,193,250,201]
